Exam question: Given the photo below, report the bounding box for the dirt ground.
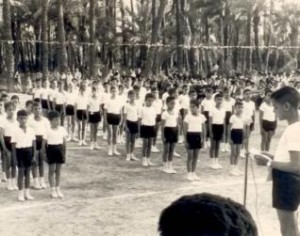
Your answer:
[0,99,293,236]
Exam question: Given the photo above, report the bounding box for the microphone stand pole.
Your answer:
[243,151,250,207]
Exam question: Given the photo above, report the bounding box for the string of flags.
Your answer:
[1,39,300,50]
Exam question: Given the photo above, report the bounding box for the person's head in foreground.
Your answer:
[159,193,258,236]
[271,86,299,121]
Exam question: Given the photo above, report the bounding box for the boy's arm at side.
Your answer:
[32,140,37,159]
[161,119,166,142]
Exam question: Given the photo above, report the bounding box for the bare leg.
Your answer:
[277,209,300,236]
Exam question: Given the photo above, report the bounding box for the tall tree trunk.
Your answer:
[89,0,96,77]
[57,0,68,73]
[42,0,49,80]
[145,0,167,75]
[3,0,15,91]
[245,7,252,72]
[253,9,262,71]
[175,0,184,73]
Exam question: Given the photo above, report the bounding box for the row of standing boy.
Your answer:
[0,76,277,202]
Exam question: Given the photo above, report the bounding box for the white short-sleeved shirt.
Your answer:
[243,100,255,118]
[124,103,139,122]
[104,97,123,114]
[152,99,163,115]
[11,127,35,148]
[41,88,49,99]
[44,126,68,145]
[33,88,42,99]
[0,118,18,137]
[178,94,190,110]
[259,102,276,122]
[88,96,102,113]
[117,94,127,107]
[48,89,57,101]
[66,92,77,105]
[55,91,67,105]
[201,98,215,113]
[28,116,50,137]
[229,114,245,130]
[222,98,235,112]
[210,107,226,124]
[274,121,300,162]
[162,110,178,127]
[75,93,89,110]
[139,106,156,126]
[184,113,206,132]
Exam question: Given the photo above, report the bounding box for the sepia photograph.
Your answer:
[0,0,300,235]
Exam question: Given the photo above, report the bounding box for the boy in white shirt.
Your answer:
[242,89,256,157]
[183,99,206,181]
[28,102,50,189]
[139,93,157,167]
[228,101,247,176]
[43,111,68,199]
[259,90,277,152]
[201,87,215,148]
[11,110,36,202]
[209,94,226,170]
[255,87,300,236]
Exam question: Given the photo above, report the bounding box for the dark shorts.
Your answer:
[88,112,101,124]
[16,147,33,168]
[231,129,243,145]
[225,111,232,125]
[41,99,49,110]
[4,136,12,151]
[156,114,162,123]
[126,120,138,134]
[77,109,87,121]
[46,144,65,164]
[272,169,300,211]
[212,124,224,141]
[36,135,43,151]
[55,104,64,114]
[262,120,277,132]
[140,125,155,138]
[66,105,75,116]
[186,132,202,150]
[107,113,121,125]
[164,127,178,143]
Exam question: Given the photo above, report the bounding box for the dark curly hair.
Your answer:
[158,193,258,236]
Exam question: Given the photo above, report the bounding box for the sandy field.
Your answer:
[0,98,293,236]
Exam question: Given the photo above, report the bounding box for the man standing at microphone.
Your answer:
[256,86,300,236]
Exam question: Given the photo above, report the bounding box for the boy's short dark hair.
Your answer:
[166,96,176,104]
[48,111,60,121]
[168,88,177,95]
[17,110,28,118]
[133,85,140,91]
[243,88,251,94]
[214,93,223,99]
[128,90,135,96]
[33,101,41,108]
[159,193,258,236]
[271,86,300,109]
[190,99,200,108]
[4,101,14,111]
[145,93,155,100]
[25,100,33,107]
[205,87,213,93]
[235,100,243,107]
[11,95,19,101]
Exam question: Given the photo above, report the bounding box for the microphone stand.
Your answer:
[243,150,250,207]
